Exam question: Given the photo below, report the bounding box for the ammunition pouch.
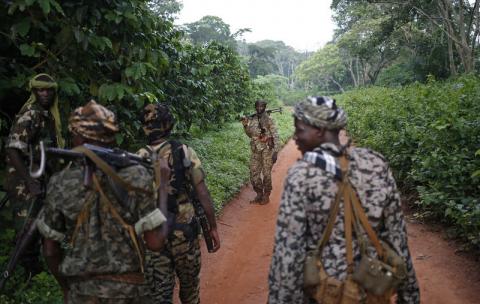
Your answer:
[170,219,199,242]
[303,155,406,304]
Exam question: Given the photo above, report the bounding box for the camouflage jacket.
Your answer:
[37,163,166,298]
[243,112,280,153]
[268,143,420,304]
[137,141,205,228]
[4,102,57,200]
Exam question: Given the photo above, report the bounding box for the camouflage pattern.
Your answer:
[145,234,201,304]
[137,141,204,304]
[294,96,347,130]
[67,293,150,304]
[268,143,420,304]
[243,112,279,196]
[37,163,166,300]
[141,103,175,139]
[68,100,119,143]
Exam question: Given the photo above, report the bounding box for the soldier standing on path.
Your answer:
[268,96,420,303]
[241,100,280,204]
[4,73,65,276]
[37,100,169,303]
[137,103,220,304]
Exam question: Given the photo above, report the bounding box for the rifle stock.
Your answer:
[192,198,214,253]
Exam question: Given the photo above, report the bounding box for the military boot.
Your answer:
[250,192,263,204]
[260,191,271,205]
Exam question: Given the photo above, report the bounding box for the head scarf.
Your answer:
[293,96,347,130]
[68,100,119,143]
[19,73,65,148]
[141,103,175,141]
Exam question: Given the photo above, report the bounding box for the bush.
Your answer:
[337,75,480,248]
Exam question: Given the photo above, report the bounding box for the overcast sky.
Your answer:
[176,0,335,52]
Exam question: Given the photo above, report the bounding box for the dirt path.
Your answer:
[192,140,480,304]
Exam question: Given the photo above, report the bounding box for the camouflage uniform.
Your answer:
[138,141,205,304]
[268,97,420,304]
[5,102,57,226]
[243,112,279,199]
[37,162,166,303]
[4,101,58,275]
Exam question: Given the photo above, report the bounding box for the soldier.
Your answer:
[268,97,420,303]
[37,100,169,303]
[241,100,279,204]
[137,103,220,304]
[4,73,65,276]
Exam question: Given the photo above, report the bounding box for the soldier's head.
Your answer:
[255,100,267,115]
[293,96,347,154]
[29,74,57,110]
[141,103,175,143]
[68,100,119,147]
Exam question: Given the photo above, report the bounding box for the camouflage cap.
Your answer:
[255,99,267,106]
[294,96,347,130]
[68,100,119,143]
[141,103,175,139]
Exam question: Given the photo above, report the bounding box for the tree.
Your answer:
[294,44,347,93]
[184,15,250,49]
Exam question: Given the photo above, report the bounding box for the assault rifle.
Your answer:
[239,107,283,120]
[0,141,153,290]
[191,195,214,253]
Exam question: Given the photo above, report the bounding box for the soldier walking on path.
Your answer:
[241,100,279,204]
[37,100,169,303]
[268,96,420,303]
[4,73,65,277]
[137,103,220,304]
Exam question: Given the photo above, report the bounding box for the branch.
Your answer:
[31,40,70,70]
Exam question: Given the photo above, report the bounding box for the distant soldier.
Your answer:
[37,100,169,303]
[268,96,420,303]
[4,73,64,276]
[137,103,220,304]
[241,100,279,204]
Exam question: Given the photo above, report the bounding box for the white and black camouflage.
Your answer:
[268,143,420,304]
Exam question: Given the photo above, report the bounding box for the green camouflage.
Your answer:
[5,102,57,201]
[137,141,204,304]
[37,163,166,299]
[242,112,279,196]
[145,235,201,304]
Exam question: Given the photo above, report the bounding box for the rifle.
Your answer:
[239,107,283,120]
[0,141,152,289]
[191,196,214,253]
[0,192,9,211]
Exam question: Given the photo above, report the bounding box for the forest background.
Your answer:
[0,0,479,302]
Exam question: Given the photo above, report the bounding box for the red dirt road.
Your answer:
[187,140,480,304]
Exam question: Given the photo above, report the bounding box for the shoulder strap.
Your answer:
[315,155,349,255]
[73,146,151,196]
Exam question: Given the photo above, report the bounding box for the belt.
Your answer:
[69,272,145,285]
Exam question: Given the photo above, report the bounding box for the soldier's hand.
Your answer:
[209,228,221,252]
[272,152,278,164]
[26,178,42,196]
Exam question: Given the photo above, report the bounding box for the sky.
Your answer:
[175,0,336,52]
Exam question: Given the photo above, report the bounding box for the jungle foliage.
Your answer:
[0,0,257,151]
[337,75,480,249]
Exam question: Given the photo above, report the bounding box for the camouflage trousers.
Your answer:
[68,293,151,304]
[145,231,201,304]
[9,195,43,276]
[67,279,150,303]
[250,147,274,194]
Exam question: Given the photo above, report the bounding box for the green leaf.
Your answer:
[38,0,51,14]
[14,19,31,37]
[115,133,124,145]
[19,44,35,57]
[49,0,64,15]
